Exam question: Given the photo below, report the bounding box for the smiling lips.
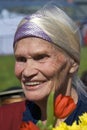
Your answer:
[25,82,42,86]
[23,80,46,89]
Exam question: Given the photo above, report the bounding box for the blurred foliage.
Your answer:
[78,46,87,76]
[9,7,38,14]
[0,55,20,91]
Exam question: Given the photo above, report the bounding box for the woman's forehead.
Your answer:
[14,37,54,51]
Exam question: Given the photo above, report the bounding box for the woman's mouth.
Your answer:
[25,81,41,86]
[23,81,46,90]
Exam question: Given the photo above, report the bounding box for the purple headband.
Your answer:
[13,15,52,46]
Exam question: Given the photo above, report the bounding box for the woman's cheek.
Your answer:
[14,63,23,79]
[41,62,59,78]
[43,57,67,78]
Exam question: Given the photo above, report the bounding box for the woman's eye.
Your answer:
[34,54,49,61]
[15,57,26,62]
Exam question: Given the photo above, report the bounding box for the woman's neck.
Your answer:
[34,98,47,121]
[65,77,78,104]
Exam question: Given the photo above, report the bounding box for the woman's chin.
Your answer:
[25,91,48,103]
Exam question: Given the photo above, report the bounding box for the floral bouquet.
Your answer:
[20,92,87,130]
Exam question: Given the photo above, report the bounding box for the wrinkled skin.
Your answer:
[14,37,77,120]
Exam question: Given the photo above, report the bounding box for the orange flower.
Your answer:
[54,94,76,119]
[20,121,40,130]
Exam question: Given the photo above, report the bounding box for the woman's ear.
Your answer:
[69,61,79,74]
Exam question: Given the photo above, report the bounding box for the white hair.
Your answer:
[72,74,87,101]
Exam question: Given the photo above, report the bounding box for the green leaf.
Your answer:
[36,91,55,130]
[37,120,45,130]
[47,125,53,130]
[46,91,55,127]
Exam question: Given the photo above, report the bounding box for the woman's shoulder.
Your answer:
[78,97,87,110]
[65,97,87,125]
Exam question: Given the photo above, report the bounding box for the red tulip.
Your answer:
[54,94,76,119]
[20,121,40,130]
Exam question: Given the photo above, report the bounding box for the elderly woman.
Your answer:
[0,5,87,130]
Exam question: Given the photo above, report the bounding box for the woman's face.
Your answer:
[14,37,71,102]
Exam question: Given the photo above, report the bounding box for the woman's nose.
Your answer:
[22,60,38,78]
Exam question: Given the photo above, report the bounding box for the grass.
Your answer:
[78,47,87,76]
[0,46,87,92]
[0,55,20,91]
